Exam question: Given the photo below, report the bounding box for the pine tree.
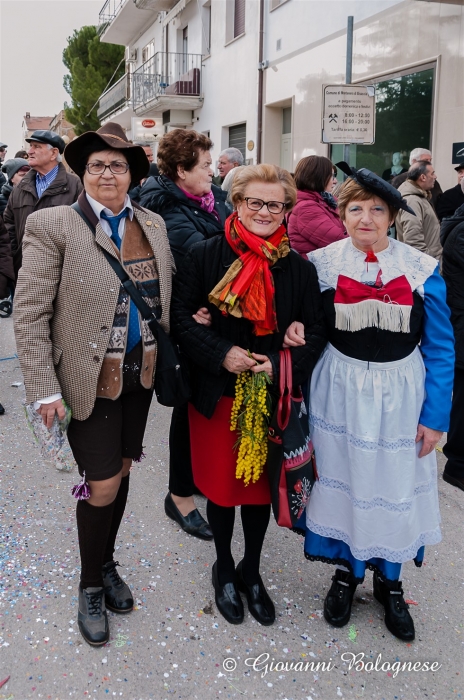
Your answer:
[63,26,125,135]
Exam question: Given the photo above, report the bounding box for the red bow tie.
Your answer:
[334,274,413,306]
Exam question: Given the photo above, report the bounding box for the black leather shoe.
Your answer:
[443,471,464,492]
[0,403,4,416]
[212,562,244,624]
[323,569,358,628]
[236,560,275,626]
[78,586,109,646]
[373,572,415,641]
[164,492,213,540]
[102,560,133,614]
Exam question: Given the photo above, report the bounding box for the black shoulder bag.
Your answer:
[71,203,190,407]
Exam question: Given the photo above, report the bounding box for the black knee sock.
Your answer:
[240,504,271,585]
[103,475,130,565]
[76,499,115,589]
[206,500,236,586]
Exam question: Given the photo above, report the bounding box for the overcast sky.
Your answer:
[0,0,102,152]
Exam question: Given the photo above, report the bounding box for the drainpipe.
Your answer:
[257,0,265,164]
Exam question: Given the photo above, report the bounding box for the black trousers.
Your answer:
[168,403,195,497]
[443,366,464,478]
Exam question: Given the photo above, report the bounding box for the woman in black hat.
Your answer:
[14,123,174,647]
[285,164,455,642]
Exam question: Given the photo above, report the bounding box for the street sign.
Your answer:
[322,84,376,145]
[452,142,464,164]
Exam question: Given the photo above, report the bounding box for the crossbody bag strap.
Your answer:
[71,202,162,339]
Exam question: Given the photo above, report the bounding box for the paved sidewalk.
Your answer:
[0,315,463,700]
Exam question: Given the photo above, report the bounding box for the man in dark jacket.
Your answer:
[435,163,464,221]
[0,142,8,190]
[0,158,30,217]
[3,130,82,280]
[139,174,227,268]
[0,215,14,305]
[441,202,464,491]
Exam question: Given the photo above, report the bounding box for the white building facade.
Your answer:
[97,0,464,189]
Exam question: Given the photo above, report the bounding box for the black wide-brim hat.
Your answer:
[336,161,416,215]
[64,122,149,184]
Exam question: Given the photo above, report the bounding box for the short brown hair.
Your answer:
[231,164,297,211]
[294,155,333,193]
[157,129,213,180]
[337,178,397,222]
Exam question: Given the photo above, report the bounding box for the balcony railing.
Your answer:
[98,0,126,33]
[132,52,202,109]
[97,73,131,120]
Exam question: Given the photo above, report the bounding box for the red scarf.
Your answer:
[208,213,290,335]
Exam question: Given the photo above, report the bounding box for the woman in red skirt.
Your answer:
[171,164,327,625]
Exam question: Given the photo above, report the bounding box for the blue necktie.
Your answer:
[101,209,141,353]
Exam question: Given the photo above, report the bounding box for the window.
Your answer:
[229,123,246,160]
[182,26,188,73]
[202,3,212,55]
[331,67,435,180]
[234,0,245,38]
[141,41,154,65]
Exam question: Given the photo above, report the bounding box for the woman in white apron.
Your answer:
[285,163,454,641]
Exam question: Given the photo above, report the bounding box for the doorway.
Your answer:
[280,106,292,172]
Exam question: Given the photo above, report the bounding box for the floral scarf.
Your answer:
[209,213,290,335]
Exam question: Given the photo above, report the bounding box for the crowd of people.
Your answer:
[0,125,462,648]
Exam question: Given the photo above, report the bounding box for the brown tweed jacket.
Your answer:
[13,199,174,420]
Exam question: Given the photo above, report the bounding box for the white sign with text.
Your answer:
[322,84,376,145]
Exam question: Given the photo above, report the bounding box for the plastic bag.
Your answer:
[23,400,77,472]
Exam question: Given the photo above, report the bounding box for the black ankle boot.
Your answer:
[373,572,415,641]
[324,569,358,627]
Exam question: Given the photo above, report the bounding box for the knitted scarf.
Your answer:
[209,213,290,335]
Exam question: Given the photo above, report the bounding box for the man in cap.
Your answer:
[435,163,464,221]
[0,142,8,189]
[3,130,82,281]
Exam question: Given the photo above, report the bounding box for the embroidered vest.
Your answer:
[96,217,161,399]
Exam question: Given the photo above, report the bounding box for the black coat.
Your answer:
[436,184,464,222]
[441,203,464,368]
[0,215,14,298]
[171,235,327,418]
[139,175,227,268]
[0,181,12,218]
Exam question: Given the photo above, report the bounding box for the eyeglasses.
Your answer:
[85,161,130,175]
[244,197,287,214]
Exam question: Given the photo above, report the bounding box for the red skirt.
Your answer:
[189,397,271,507]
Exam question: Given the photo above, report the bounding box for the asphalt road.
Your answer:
[0,315,463,700]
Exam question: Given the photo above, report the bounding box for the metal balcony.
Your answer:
[132,52,203,113]
[98,0,177,44]
[98,0,125,34]
[97,73,132,121]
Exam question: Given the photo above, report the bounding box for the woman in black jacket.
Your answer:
[140,129,227,540]
[171,164,327,625]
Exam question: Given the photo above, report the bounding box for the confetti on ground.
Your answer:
[405,599,419,605]
[348,624,357,641]
[0,677,10,689]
